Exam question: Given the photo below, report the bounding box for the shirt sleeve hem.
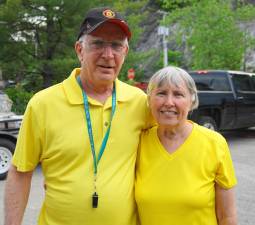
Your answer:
[11,158,37,172]
[215,179,238,189]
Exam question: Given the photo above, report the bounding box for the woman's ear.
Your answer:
[192,94,195,102]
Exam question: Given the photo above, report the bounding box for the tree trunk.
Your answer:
[42,63,53,88]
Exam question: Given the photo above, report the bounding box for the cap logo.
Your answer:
[102,9,115,18]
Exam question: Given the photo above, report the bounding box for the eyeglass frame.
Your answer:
[78,35,128,55]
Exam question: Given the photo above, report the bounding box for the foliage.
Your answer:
[155,0,200,11]
[153,50,184,71]
[5,86,33,114]
[0,0,150,111]
[235,3,255,71]
[164,0,255,70]
[0,0,94,90]
[112,0,150,82]
[0,0,149,91]
[121,49,155,81]
[157,0,254,11]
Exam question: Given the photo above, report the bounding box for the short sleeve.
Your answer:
[215,137,237,189]
[12,96,43,171]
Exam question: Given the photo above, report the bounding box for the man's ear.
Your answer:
[121,45,129,64]
[124,45,129,56]
[75,41,83,62]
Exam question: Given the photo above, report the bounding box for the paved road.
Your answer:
[0,128,255,225]
[223,128,255,225]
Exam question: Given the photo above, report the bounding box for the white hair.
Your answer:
[147,66,199,110]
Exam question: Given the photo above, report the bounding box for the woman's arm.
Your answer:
[215,183,237,225]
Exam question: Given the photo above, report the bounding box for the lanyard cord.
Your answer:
[77,76,116,175]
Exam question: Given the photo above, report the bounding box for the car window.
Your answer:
[250,75,255,91]
[231,74,253,92]
[190,73,231,91]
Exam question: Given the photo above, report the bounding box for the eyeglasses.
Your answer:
[83,38,127,55]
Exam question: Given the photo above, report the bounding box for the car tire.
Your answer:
[0,138,15,180]
[198,116,218,131]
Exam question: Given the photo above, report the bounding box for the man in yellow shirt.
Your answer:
[4,7,151,225]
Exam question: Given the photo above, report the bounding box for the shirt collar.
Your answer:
[115,78,131,102]
[63,68,132,105]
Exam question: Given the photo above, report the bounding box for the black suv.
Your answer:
[189,70,255,131]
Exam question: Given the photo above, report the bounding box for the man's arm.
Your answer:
[4,164,33,225]
[215,183,237,225]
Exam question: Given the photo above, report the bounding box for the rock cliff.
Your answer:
[136,2,255,79]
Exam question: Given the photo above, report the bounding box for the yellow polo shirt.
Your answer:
[12,68,151,225]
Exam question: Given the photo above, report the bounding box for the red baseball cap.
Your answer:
[77,7,131,40]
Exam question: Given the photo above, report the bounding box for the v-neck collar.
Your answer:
[154,121,195,160]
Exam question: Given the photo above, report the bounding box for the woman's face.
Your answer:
[149,80,193,129]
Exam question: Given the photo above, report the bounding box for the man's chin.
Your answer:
[98,73,117,81]
[97,76,116,86]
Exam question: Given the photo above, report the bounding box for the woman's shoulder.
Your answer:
[142,125,157,134]
[141,126,158,140]
[192,122,226,144]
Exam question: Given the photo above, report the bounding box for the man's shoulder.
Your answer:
[117,79,147,100]
[36,82,62,98]
[29,82,64,108]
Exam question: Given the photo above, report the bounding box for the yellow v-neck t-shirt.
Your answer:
[135,122,237,225]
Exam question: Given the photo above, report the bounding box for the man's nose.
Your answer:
[101,44,114,58]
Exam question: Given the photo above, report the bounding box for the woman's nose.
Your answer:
[164,95,175,106]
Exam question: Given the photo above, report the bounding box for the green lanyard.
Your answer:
[77,76,116,208]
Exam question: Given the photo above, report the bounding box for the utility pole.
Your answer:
[157,11,169,67]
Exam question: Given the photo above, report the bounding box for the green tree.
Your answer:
[0,0,149,90]
[112,0,151,81]
[5,86,33,114]
[164,0,255,70]
[0,0,150,112]
[0,0,94,90]
[156,0,200,11]
[235,3,255,71]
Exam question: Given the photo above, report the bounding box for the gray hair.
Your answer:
[147,66,199,110]
[78,34,88,43]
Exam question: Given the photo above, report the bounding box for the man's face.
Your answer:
[75,22,128,86]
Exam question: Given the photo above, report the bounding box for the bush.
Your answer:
[5,86,33,114]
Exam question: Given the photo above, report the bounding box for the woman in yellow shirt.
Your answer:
[135,66,237,225]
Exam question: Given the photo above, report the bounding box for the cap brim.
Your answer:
[107,19,131,40]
